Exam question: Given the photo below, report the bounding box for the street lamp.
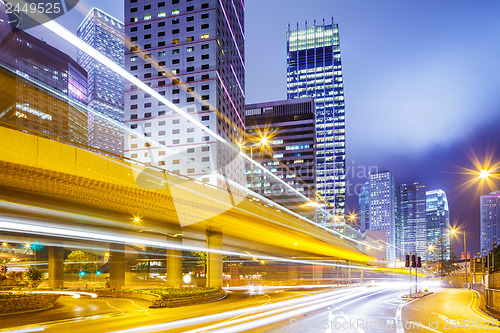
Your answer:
[451,227,468,287]
[238,134,273,192]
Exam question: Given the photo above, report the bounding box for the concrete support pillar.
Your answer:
[206,229,223,288]
[109,243,125,289]
[313,265,323,284]
[167,236,182,288]
[360,266,365,286]
[48,246,64,289]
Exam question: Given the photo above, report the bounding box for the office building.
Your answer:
[359,181,370,231]
[0,27,88,145]
[287,20,346,219]
[124,0,245,187]
[368,171,396,260]
[398,183,427,260]
[78,7,125,155]
[480,191,500,255]
[245,98,316,220]
[426,189,450,261]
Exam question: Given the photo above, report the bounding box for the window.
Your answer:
[144,103,152,108]
[187,66,194,72]
[172,9,180,15]
[202,146,210,152]
[201,54,209,60]
[158,11,166,17]
[159,91,166,96]
[172,0,179,3]
[144,4,151,10]
[131,94,138,100]
[187,127,195,133]
[186,87,194,92]
[144,34,151,39]
[144,63,151,68]
[145,112,152,118]
[130,114,138,119]
[201,23,209,29]
[187,76,194,82]
[144,14,152,20]
[130,36,137,41]
[187,106,195,112]
[158,131,166,136]
[131,56,138,61]
[130,27,137,32]
[131,153,138,158]
[159,121,165,126]
[187,16,194,22]
[173,160,180,165]
[158,80,166,86]
[131,0,137,3]
[201,13,209,19]
[158,41,166,47]
[158,110,166,115]
[201,115,209,121]
[173,119,180,124]
[130,17,138,23]
[187,36,194,42]
[144,53,151,59]
[187,97,194,102]
[172,39,179,44]
[130,65,138,71]
[173,139,180,144]
[201,105,209,110]
[201,43,209,49]
[172,88,180,94]
[158,21,166,27]
[187,168,195,174]
[201,64,209,70]
[201,95,209,100]
[201,84,209,90]
[172,18,179,24]
[172,49,179,54]
[187,56,194,62]
[201,34,209,39]
[186,6,194,12]
[144,44,151,49]
[158,61,165,66]
[144,73,152,78]
[158,31,165,37]
[171,69,179,74]
[145,24,152,29]
[172,59,180,64]
[173,99,180,104]
[187,148,195,153]
[187,138,194,143]
[158,51,166,56]
[201,3,209,9]
[131,125,138,130]
[172,28,179,34]
[187,26,194,32]
[201,74,209,80]
[159,1,165,7]
[202,156,210,162]
[173,129,180,134]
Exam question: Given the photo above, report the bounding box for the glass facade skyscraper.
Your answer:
[480,191,500,255]
[78,8,125,155]
[286,20,346,220]
[426,189,450,261]
[359,181,370,231]
[398,183,427,260]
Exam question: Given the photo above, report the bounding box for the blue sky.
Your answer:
[27,0,500,254]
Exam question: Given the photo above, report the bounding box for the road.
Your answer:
[1,287,499,332]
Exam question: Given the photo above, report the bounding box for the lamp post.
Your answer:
[238,135,272,192]
[451,228,468,287]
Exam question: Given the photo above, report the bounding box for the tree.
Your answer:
[24,266,44,288]
[65,251,100,274]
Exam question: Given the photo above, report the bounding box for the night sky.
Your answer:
[27,0,500,255]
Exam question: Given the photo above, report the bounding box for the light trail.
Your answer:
[109,288,368,333]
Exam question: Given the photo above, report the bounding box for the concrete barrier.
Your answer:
[0,294,60,315]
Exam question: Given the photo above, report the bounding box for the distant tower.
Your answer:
[359,181,370,231]
[287,19,346,220]
[480,191,500,255]
[426,189,450,261]
[398,183,427,259]
[368,171,396,261]
[78,7,125,155]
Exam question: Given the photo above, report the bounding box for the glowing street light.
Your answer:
[479,169,492,180]
[133,216,142,223]
[239,134,273,192]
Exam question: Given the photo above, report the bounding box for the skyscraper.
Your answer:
[398,183,427,260]
[124,0,245,187]
[426,189,450,261]
[480,191,500,255]
[0,27,88,145]
[245,98,316,220]
[78,7,125,155]
[368,171,396,260]
[286,19,346,219]
[358,181,370,231]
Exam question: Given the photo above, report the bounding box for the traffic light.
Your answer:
[411,254,417,268]
[79,270,86,277]
[405,255,410,267]
[417,256,422,268]
[96,270,101,276]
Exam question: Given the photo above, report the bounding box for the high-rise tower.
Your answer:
[481,191,500,256]
[287,19,346,219]
[426,189,450,261]
[78,7,125,155]
[124,0,245,187]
